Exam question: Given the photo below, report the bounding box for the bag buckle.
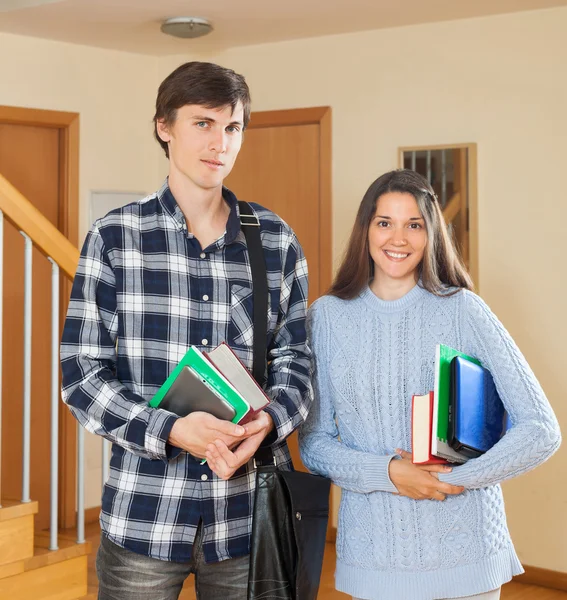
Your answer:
[253,456,277,469]
[240,214,260,227]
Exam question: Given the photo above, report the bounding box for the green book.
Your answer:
[431,344,481,463]
[149,346,251,424]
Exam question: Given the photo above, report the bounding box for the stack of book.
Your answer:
[149,342,270,425]
[412,344,509,465]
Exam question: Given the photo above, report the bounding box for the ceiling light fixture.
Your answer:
[160,17,213,39]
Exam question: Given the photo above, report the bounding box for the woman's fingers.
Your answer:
[396,449,453,473]
[418,464,453,473]
[430,490,446,501]
[437,481,465,495]
[395,448,412,460]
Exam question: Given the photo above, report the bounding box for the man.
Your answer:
[61,61,311,600]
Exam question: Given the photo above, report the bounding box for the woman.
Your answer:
[299,169,561,600]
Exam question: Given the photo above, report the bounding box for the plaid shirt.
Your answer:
[61,180,311,563]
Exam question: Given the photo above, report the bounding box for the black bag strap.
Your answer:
[238,201,268,387]
[239,201,275,468]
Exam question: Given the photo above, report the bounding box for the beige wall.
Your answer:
[0,32,166,508]
[160,7,567,571]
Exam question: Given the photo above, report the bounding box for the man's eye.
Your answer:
[196,121,209,128]
[226,126,240,133]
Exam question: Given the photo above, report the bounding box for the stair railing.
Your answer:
[0,172,83,551]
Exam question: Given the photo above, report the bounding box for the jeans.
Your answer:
[96,523,250,600]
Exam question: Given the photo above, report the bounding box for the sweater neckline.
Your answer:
[360,282,427,313]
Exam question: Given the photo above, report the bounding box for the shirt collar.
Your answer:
[222,186,242,244]
[157,178,243,246]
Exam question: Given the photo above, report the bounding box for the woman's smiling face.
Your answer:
[368,191,428,285]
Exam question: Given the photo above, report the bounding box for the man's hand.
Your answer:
[168,412,247,459]
[389,448,465,501]
[205,411,274,480]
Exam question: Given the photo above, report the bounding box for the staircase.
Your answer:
[0,500,90,600]
[0,173,90,598]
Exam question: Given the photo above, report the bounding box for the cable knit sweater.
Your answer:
[299,284,561,600]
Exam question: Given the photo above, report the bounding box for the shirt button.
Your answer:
[200,252,206,259]
[202,295,209,301]
[201,339,209,346]
[201,474,208,481]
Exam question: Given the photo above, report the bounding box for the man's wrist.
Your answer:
[264,412,275,434]
[148,411,182,461]
[167,417,184,449]
[259,410,278,447]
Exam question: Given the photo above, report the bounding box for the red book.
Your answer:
[205,342,270,424]
[412,391,448,465]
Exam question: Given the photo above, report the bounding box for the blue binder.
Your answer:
[448,357,508,458]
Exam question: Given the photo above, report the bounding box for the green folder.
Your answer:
[149,346,250,424]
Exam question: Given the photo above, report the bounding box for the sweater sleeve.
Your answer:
[438,291,561,489]
[299,299,399,494]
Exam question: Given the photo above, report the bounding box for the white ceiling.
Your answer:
[0,0,565,56]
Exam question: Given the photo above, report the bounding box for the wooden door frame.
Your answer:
[246,106,333,296]
[0,105,79,529]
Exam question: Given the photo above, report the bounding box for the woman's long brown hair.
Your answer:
[328,169,473,299]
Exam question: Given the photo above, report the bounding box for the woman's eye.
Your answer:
[377,221,390,228]
[409,223,422,229]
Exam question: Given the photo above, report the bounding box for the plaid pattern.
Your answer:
[61,180,311,563]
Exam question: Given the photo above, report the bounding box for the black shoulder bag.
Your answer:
[239,201,332,600]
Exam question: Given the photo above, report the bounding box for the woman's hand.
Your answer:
[388,448,465,501]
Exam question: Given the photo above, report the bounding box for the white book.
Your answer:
[206,342,270,414]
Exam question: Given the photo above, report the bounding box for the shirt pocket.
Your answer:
[229,284,254,348]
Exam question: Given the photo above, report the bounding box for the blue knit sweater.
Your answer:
[299,284,561,600]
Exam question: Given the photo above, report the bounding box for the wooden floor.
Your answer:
[84,522,567,599]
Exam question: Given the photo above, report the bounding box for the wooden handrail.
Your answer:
[0,173,79,279]
[442,192,461,225]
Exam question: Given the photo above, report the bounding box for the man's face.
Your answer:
[157,102,244,192]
